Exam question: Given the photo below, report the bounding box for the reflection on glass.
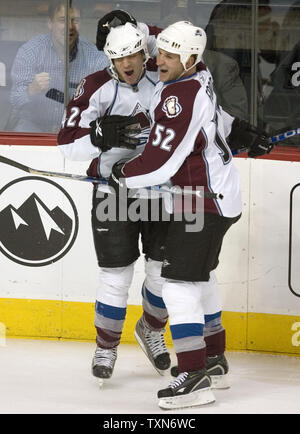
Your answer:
[264,1,300,146]
[202,49,248,120]
[205,1,255,123]
[0,0,299,148]
[161,0,248,120]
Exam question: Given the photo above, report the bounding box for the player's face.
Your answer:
[156,49,185,82]
[113,52,145,85]
[48,5,80,50]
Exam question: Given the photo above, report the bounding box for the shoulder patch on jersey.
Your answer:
[73,78,86,100]
[162,96,182,118]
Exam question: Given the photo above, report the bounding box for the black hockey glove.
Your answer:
[247,133,273,158]
[227,118,273,158]
[108,161,128,196]
[90,115,141,152]
[96,10,137,51]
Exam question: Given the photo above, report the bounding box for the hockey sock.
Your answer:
[162,279,206,372]
[204,312,226,356]
[177,347,206,373]
[96,326,123,349]
[142,259,168,330]
[94,264,133,348]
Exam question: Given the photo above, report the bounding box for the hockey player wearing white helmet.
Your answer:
[156,21,207,81]
[109,19,270,409]
[104,22,150,85]
[109,20,242,409]
[59,10,271,398]
[58,12,171,384]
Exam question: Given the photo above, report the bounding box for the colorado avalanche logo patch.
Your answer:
[73,78,86,100]
[162,96,182,118]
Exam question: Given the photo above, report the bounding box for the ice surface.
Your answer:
[0,338,300,414]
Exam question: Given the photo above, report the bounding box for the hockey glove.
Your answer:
[108,161,128,196]
[90,115,141,152]
[96,10,137,51]
[227,118,273,158]
[247,134,273,158]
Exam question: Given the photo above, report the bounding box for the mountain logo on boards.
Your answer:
[0,176,79,266]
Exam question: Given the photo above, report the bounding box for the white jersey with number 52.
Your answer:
[123,66,242,218]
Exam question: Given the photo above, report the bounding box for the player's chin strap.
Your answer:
[111,55,148,87]
[178,64,197,80]
[177,55,202,80]
[131,65,147,92]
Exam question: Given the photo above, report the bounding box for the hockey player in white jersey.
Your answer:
[58,17,171,382]
[108,21,272,409]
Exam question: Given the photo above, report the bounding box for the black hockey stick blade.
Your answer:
[0,155,31,173]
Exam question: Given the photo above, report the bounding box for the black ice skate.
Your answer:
[157,370,215,410]
[170,353,230,389]
[134,316,170,375]
[91,346,117,386]
[205,354,230,388]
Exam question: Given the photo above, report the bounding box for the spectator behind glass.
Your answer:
[205,0,280,127]
[161,0,248,120]
[263,1,300,146]
[9,0,109,133]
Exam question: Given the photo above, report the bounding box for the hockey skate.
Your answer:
[157,370,215,410]
[91,346,117,387]
[134,316,170,375]
[170,353,230,389]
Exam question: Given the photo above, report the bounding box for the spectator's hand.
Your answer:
[96,10,137,50]
[28,72,50,95]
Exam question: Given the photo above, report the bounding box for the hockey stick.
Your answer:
[232,127,300,156]
[0,155,99,183]
[0,155,222,199]
[269,127,300,144]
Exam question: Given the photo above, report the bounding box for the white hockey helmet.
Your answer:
[104,22,150,79]
[156,21,207,71]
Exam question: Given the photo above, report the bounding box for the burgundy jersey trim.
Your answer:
[148,25,162,37]
[57,69,111,146]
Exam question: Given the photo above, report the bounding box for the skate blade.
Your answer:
[92,372,111,387]
[158,387,215,410]
[210,374,230,389]
[134,330,166,376]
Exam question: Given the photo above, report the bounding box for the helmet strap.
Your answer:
[177,55,198,79]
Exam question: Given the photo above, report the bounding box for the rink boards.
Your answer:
[0,145,300,355]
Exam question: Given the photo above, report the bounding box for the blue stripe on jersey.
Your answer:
[108,82,119,114]
[138,134,150,146]
[95,301,126,320]
[170,323,204,340]
[143,285,166,309]
[146,74,157,86]
[204,311,222,323]
[163,72,198,86]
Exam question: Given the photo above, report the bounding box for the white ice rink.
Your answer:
[0,338,300,414]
